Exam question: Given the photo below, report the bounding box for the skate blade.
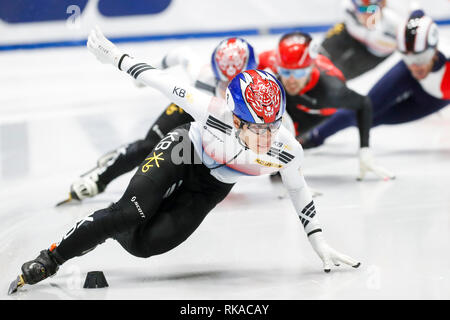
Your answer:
[55,192,78,207]
[8,275,25,295]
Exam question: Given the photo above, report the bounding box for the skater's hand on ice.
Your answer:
[87,26,124,67]
[358,147,395,181]
[308,232,361,273]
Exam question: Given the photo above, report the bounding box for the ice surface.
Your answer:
[0,32,449,300]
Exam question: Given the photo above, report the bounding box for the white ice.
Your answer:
[0,31,449,300]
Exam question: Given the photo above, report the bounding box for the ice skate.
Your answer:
[56,166,106,206]
[8,250,60,295]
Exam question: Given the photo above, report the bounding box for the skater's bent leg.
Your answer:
[54,174,167,262]
[18,174,167,286]
[373,95,449,126]
[117,178,234,258]
[368,61,419,119]
[116,192,207,258]
[55,124,196,262]
[143,194,216,256]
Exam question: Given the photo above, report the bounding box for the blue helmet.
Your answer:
[226,69,286,124]
[211,37,258,82]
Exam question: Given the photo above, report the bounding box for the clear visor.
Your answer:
[400,48,436,66]
[278,66,312,79]
[242,117,283,135]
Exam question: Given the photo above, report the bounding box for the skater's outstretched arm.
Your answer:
[320,77,395,181]
[87,27,211,122]
[280,149,361,273]
[321,75,372,149]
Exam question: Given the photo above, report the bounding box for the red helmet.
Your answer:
[276,32,316,69]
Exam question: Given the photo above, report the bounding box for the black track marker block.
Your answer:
[83,271,109,289]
